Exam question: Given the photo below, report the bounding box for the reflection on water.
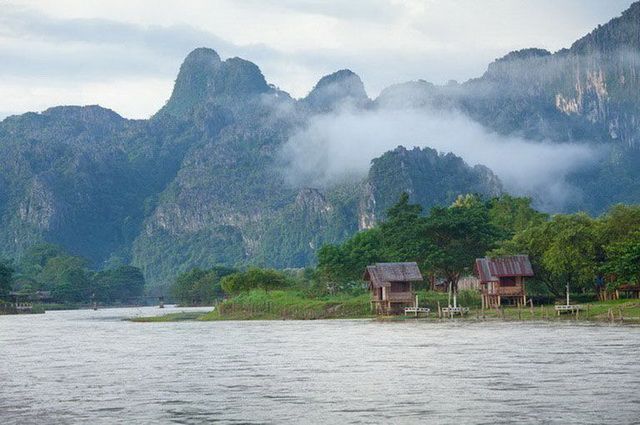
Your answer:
[1,307,640,424]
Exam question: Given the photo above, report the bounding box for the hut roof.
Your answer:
[475,255,533,283]
[364,262,423,288]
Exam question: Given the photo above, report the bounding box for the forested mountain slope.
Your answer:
[1,2,640,284]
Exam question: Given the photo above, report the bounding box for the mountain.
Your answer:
[1,2,640,284]
[0,47,499,283]
[303,69,370,112]
[359,147,502,228]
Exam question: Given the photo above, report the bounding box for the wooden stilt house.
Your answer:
[475,255,533,308]
[364,262,423,314]
[616,284,640,299]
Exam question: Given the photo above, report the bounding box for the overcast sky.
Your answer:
[0,0,634,119]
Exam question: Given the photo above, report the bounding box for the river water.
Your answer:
[1,307,640,424]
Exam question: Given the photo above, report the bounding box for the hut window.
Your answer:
[500,277,516,286]
[391,282,409,292]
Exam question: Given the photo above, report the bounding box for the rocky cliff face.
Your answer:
[1,2,640,283]
[453,4,640,148]
[358,147,503,228]
[303,69,370,112]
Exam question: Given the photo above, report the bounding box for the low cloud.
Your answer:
[280,106,603,212]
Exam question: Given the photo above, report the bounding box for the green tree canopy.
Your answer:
[0,259,14,298]
[315,227,385,292]
[603,231,640,288]
[220,267,289,295]
[487,194,548,237]
[38,255,89,288]
[379,192,430,263]
[50,268,91,303]
[92,265,145,303]
[172,266,237,305]
[495,213,598,296]
[18,243,67,276]
[423,198,500,297]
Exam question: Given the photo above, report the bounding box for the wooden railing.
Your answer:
[488,285,524,296]
[387,292,414,302]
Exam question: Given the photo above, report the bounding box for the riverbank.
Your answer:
[203,290,372,320]
[130,311,206,322]
[130,291,640,323]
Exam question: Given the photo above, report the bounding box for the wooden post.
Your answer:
[529,299,534,316]
[437,301,441,319]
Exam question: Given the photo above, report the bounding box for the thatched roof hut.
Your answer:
[475,255,533,307]
[364,262,423,314]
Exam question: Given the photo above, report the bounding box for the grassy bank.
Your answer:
[470,299,640,322]
[200,290,372,320]
[130,311,207,322]
[129,289,640,323]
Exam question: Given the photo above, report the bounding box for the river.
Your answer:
[1,306,640,424]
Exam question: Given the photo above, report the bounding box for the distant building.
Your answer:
[457,276,481,291]
[364,262,423,314]
[475,255,534,308]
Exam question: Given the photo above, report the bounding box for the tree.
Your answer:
[92,265,145,303]
[38,255,91,303]
[18,243,67,277]
[380,192,430,263]
[316,228,385,288]
[495,213,598,296]
[172,266,236,305]
[220,267,288,295]
[423,198,499,306]
[0,259,14,298]
[487,195,548,238]
[603,231,640,288]
[595,204,640,277]
[38,255,88,286]
[541,214,598,294]
[51,268,91,303]
[597,204,640,245]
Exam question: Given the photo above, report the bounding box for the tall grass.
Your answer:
[417,289,482,309]
[201,290,371,320]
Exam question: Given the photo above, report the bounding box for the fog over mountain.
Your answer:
[1,2,640,284]
[281,105,602,211]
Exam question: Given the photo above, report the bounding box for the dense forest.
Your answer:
[169,194,640,310]
[1,2,640,287]
[0,244,145,305]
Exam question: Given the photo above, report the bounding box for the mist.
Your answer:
[280,105,604,212]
